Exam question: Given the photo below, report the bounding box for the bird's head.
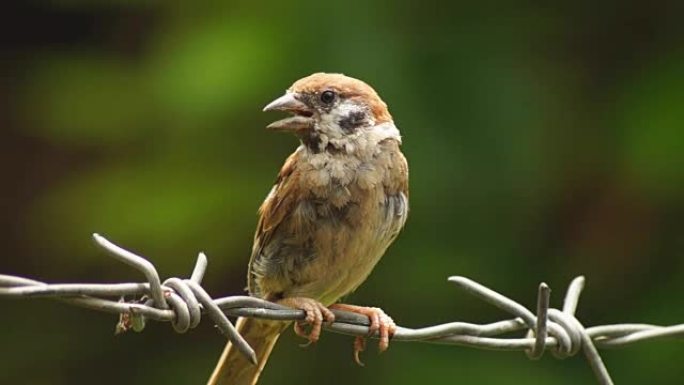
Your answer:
[263,73,398,152]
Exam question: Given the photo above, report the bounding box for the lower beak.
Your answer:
[263,92,314,132]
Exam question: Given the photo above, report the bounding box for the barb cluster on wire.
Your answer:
[1,235,682,385]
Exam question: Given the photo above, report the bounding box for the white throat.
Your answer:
[308,121,401,155]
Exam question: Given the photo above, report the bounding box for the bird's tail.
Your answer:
[207,317,289,385]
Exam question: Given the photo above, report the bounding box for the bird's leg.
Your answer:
[278,297,335,345]
[329,304,396,365]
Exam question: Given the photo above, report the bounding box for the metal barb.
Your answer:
[1,237,683,384]
[526,283,550,360]
[191,252,208,283]
[562,276,585,315]
[185,280,257,365]
[92,233,168,310]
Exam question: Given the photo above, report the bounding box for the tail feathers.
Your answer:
[207,317,289,385]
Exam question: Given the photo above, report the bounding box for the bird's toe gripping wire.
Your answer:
[279,297,335,346]
[329,304,396,365]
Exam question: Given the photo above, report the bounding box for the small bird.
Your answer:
[208,73,409,385]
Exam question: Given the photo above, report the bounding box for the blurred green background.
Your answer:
[1,1,683,384]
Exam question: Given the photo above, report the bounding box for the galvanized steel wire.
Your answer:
[1,234,682,384]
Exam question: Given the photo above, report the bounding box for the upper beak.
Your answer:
[263,92,314,132]
[263,92,308,112]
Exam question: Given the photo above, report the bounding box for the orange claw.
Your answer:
[353,336,367,366]
[279,297,335,346]
[329,304,396,364]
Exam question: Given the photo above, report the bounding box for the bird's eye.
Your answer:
[320,90,336,104]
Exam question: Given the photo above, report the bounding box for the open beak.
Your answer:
[263,92,314,132]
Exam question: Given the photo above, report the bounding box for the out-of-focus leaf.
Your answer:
[618,53,684,198]
[24,162,262,273]
[147,19,282,123]
[17,54,156,146]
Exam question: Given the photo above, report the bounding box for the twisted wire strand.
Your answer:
[1,234,682,385]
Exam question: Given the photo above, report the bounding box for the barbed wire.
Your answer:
[1,234,682,385]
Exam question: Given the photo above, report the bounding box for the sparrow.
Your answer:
[208,73,409,385]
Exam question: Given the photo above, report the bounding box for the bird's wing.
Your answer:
[373,139,409,256]
[247,149,306,298]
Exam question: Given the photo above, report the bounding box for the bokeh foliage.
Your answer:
[1,1,683,384]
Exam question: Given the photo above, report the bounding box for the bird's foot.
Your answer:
[279,297,335,346]
[329,304,396,365]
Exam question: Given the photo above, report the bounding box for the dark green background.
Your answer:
[1,1,683,384]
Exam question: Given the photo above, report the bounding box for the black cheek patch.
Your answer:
[303,131,323,153]
[338,111,367,134]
